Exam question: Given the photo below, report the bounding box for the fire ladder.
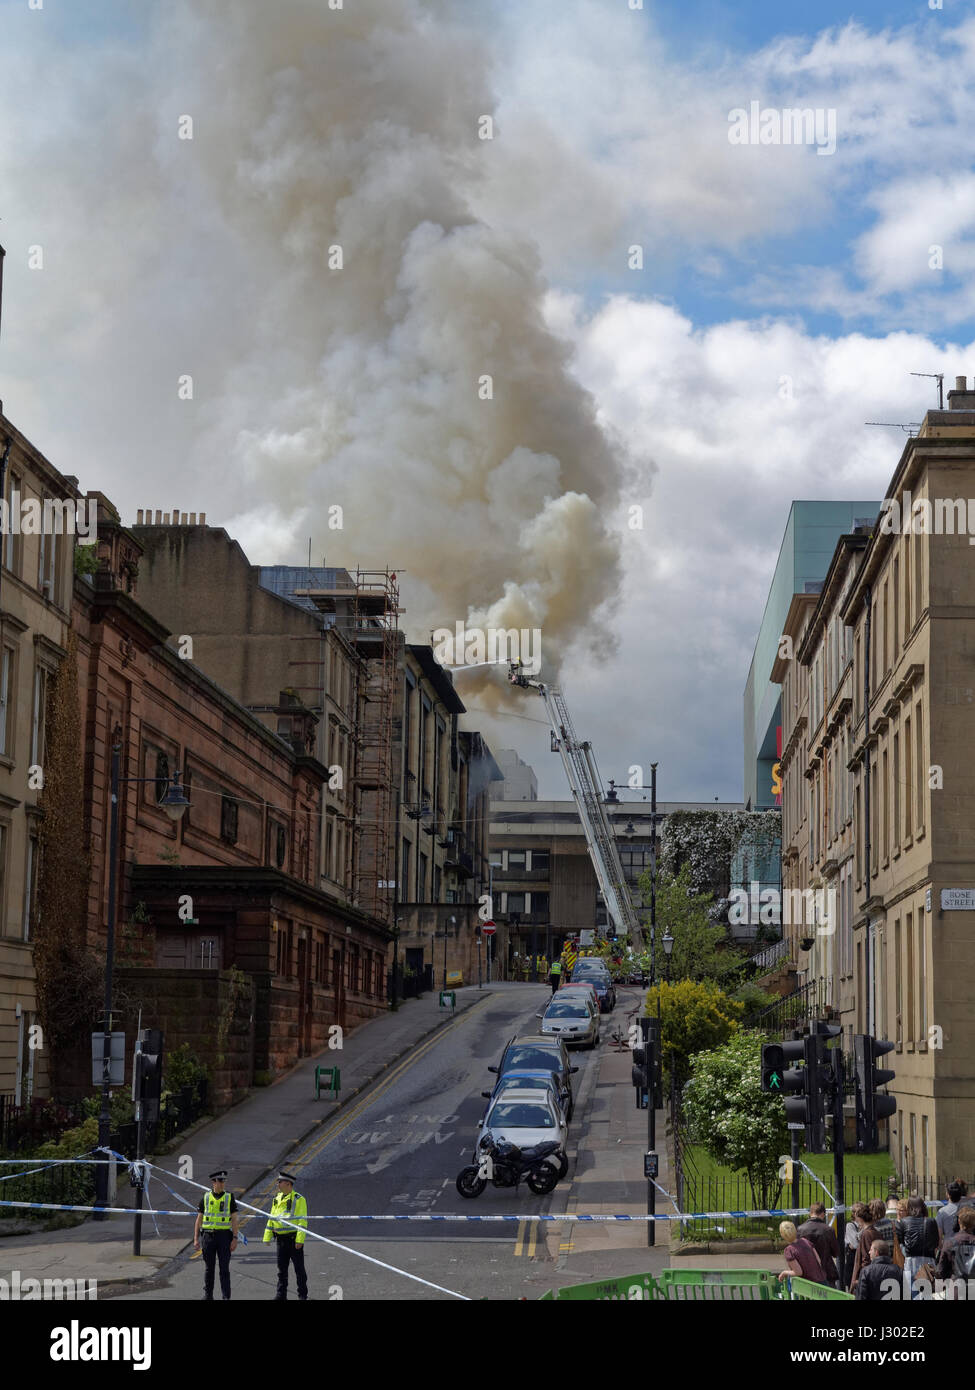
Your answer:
[508,663,644,944]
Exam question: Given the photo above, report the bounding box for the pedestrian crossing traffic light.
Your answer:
[136,1027,164,1125]
[768,1030,836,1154]
[761,1043,785,1093]
[853,1034,896,1152]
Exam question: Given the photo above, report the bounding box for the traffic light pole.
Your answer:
[132,1063,145,1256]
[832,1046,846,1290]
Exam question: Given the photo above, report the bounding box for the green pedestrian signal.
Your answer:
[761,1043,784,1093]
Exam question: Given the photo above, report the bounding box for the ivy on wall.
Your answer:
[33,630,103,1054]
[660,809,782,902]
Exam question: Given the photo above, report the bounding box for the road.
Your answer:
[115,983,621,1301]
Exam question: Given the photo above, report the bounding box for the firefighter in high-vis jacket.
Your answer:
[263,1171,309,1300]
[193,1169,239,1300]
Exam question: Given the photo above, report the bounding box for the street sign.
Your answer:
[91,1032,125,1087]
[439,990,456,1010]
[481,921,497,936]
[787,1122,805,1130]
[941,888,975,910]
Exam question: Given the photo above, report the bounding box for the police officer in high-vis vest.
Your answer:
[194,1169,239,1300]
[263,1171,308,1300]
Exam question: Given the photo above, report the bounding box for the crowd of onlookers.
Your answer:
[777,1180,975,1299]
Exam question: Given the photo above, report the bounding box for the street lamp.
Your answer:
[94,728,189,1219]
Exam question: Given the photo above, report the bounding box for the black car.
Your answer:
[488,1035,579,1121]
[568,963,616,1012]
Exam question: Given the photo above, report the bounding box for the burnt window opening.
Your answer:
[220,795,239,844]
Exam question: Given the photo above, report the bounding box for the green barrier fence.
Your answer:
[540,1268,854,1302]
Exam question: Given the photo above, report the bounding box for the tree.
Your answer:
[638,862,747,985]
[661,809,781,900]
[644,978,743,1086]
[682,1030,789,1212]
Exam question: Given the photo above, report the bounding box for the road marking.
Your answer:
[514,1219,526,1257]
[255,996,494,1191]
[527,1221,537,1258]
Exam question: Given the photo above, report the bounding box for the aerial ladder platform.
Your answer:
[507,662,645,945]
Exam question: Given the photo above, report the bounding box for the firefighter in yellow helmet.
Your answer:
[263,1171,309,1300]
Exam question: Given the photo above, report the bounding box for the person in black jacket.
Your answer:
[896,1195,939,1299]
[798,1203,841,1287]
[936,1206,975,1299]
[855,1241,903,1300]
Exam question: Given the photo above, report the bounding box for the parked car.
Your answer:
[481,1070,569,1123]
[557,981,600,1014]
[540,994,600,1048]
[475,1089,569,1176]
[567,962,616,1012]
[489,1035,579,1120]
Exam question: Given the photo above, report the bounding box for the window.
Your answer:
[892,734,899,850]
[0,646,12,756]
[401,837,411,901]
[882,749,889,861]
[506,849,527,870]
[30,666,47,767]
[531,891,549,917]
[275,823,287,870]
[23,834,37,941]
[914,531,922,619]
[315,938,328,985]
[154,749,170,806]
[919,911,927,1040]
[37,501,57,598]
[325,819,334,879]
[894,917,902,1039]
[915,705,924,832]
[505,892,526,914]
[220,795,238,843]
[904,717,912,837]
[276,923,292,976]
[905,912,914,1043]
[529,849,549,873]
[4,471,21,578]
[433,865,441,902]
[893,558,899,657]
[904,541,911,635]
[418,852,428,901]
[870,762,878,872]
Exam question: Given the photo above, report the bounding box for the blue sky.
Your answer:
[2,0,973,802]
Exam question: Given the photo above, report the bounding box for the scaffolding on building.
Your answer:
[289,568,402,928]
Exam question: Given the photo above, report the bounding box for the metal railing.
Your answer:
[744,979,830,1035]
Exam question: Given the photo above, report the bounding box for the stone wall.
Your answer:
[116,967,255,1110]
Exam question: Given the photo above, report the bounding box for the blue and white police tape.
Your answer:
[0,1200,881,1221]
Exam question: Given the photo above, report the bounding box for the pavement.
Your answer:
[544,987,675,1287]
[0,984,493,1291]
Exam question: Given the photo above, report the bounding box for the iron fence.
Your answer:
[0,1157,96,1210]
[681,1171,960,1217]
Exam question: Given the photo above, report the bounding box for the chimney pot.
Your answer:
[137,509,143,524]
[190,512,197,525]
[956,376,967,391]
[154,510,162,523]
[200,512,206,525]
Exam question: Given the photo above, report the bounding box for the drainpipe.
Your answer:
[863,585,874,1036]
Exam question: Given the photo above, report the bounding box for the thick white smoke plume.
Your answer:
[160,0,628,687]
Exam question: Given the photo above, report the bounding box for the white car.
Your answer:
[475,1088,569,1170]
[540,994,600,1048]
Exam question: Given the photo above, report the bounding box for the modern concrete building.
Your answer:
[0,414,81,1104]
[489,798,745,967]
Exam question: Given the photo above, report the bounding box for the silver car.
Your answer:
[475,1088,569,1167]
[540,994,600,1048]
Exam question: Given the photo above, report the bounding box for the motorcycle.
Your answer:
[456,1134,564,1198]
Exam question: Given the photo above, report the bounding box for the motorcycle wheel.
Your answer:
[556,1150,570,1180]
[456,1167,487,1198]
[526,1161,560,1195]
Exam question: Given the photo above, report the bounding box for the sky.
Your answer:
[1,0,972,802]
